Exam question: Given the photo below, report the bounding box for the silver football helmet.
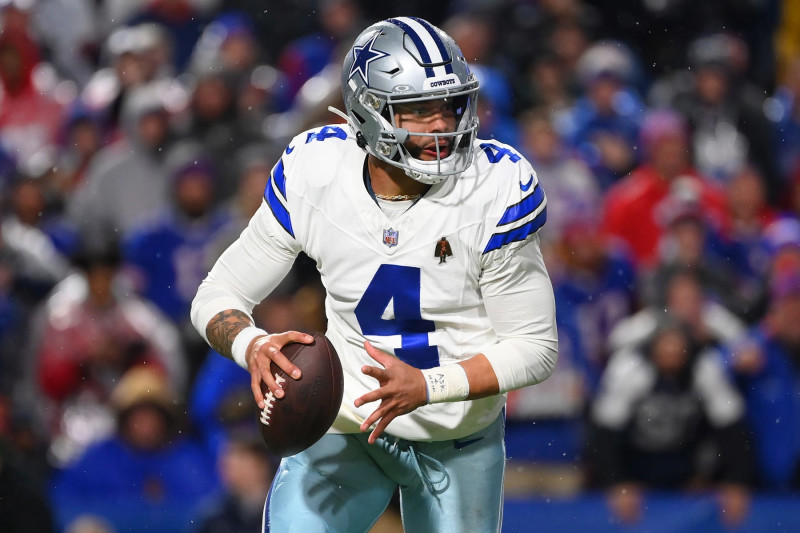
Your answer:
[339,17,480,184]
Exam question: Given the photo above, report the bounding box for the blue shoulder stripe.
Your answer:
[273,159,287,200]
[263,174,294,237]
[498,183,545,226]
[387,18,435,77]
[483,206,547,254]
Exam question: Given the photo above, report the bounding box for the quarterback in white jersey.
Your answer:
[191,16,557,533]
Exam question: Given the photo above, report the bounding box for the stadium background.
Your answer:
[0,0,799,531]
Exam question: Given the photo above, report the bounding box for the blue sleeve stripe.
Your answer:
[263,175,294,237]
[497,183,545,226]
[273,159,287,200]
[483,206,547,254]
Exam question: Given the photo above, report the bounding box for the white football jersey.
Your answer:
[200,123,554,441]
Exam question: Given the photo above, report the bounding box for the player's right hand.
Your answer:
[246,331,313,409]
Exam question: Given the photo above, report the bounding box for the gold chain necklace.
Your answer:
[374,193,421,201]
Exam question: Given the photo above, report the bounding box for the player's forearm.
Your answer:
[205,309,254,360]
[460,354,500,399]
[482,337,558,393]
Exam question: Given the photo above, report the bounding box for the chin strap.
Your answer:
[328,105,370,149]
[327,105,348,121]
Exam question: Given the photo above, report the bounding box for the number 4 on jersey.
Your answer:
[479,142,521,164]
[355,264,440,369]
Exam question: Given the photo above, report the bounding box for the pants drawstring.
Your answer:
[408,443,449,495]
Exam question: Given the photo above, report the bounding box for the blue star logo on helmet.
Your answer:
[349,32,388,85]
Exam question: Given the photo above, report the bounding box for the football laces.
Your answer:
[259,373,287,426]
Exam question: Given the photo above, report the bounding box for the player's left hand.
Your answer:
[354,341,427,444]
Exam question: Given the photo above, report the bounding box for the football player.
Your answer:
[191,16,558,532]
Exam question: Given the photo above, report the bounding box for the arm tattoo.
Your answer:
[206,309,254,360]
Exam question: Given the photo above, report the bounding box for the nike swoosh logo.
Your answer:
[520,174,534,192]
[285,145,295,154]
[454,436,484,450]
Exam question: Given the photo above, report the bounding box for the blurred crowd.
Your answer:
[0,0,799,531]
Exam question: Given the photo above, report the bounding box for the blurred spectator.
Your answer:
[128,1,210,72]
[49,367,220,532]
[545,18,590,85]
[517,108,601,247]
[497,0,597,93]
[601,109,729,269]
[0,435,55,533]
[763,217,800,274]
[558,40,644,189]
[123,142,234,374]
[587,317,754,526]
[30,0,100,87]
[191,11,261,81]
[445,13,520,146]
[517,51,575,116]
[609,267,747,355]
[31,244,186,465]
[188,11,287,134]
[726,166,779,271]
[0,201,73,393]
[176,63,266,198]
[0,179,72,290]
[68,83,177,252]
[262,54,347,148]
[81,23,175,141]
[645,197,752,319]
[585,0,776,88]
[205,143,273,261]
[549,209,637,390]
[0,13,66,177]
[51,103,107,196]
[274,0,362,111]
[722,166,779,318]
[0,390,52,494]
[0,177,72,375]
[767,56,800,190]
[189,349,252,462]
[724,270,800,490]
[6,176,80,260]
[191,430,275,533]
[664,33,780,199]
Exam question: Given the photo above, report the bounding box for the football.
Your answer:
[257,333,344,457]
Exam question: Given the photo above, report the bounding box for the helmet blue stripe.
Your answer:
[387,18,435,77]
[409,17,454,74]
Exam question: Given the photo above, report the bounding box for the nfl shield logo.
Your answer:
[383,228,398,247]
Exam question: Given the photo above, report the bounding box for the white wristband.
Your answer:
[421,364,470,404]
[231,326,268,370]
